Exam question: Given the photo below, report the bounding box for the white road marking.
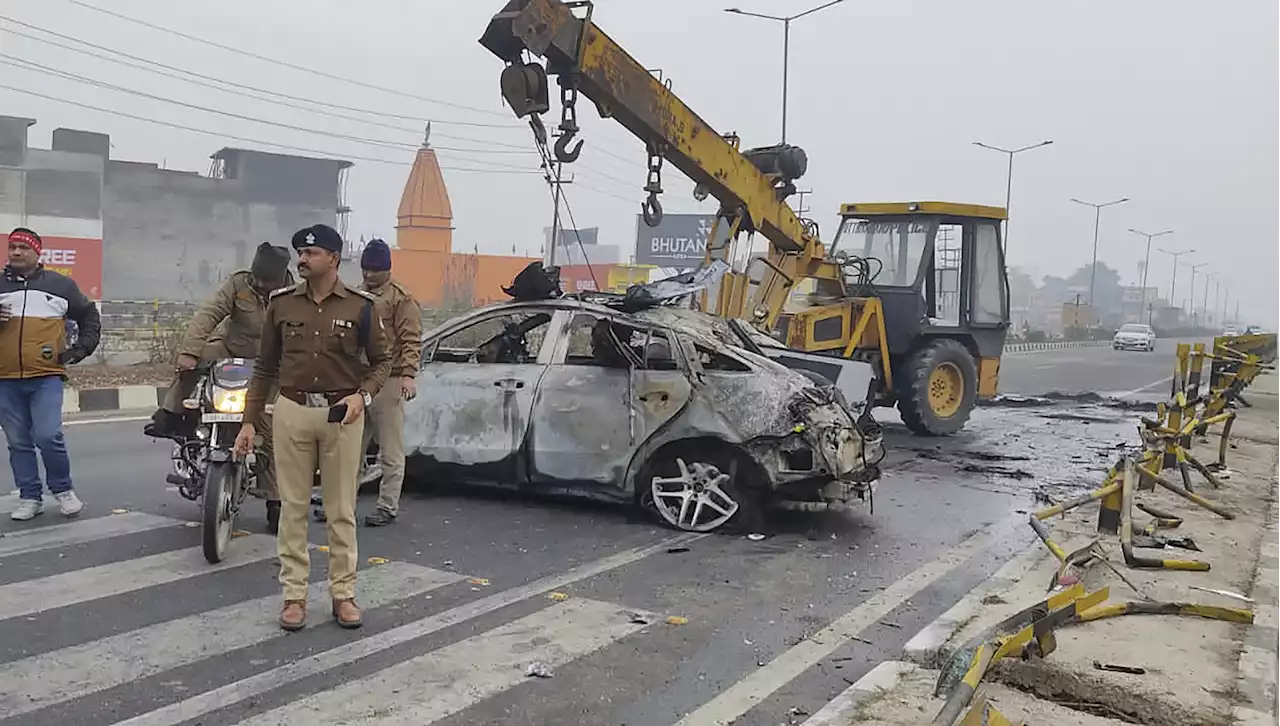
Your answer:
[0,535,278,620]
[1114,375,1173,399]
[237,598,653,726]
[672,529,994,726]
[0,511,183,558]
[64,415,152,427]
[114,532,706,726]
[0,562,461,719]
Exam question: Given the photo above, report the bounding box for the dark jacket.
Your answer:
[0,265,102,379]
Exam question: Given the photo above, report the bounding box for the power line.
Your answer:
[0,18,523,133]
[1,17,664,180]
[1,57,546,173]
[61,0,516,120]
[0,81,544,174]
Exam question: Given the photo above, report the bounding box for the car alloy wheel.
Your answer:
[650,457,740,532]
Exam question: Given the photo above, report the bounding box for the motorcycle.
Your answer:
[166,358,267,564]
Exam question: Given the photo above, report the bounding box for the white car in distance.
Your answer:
[1113,323,1156,352]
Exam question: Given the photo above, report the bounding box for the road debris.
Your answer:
[525,661,554,679]
[1092,660,1147,675]
[747,533,767,541]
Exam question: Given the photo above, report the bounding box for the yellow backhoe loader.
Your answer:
[480,0,1011,434]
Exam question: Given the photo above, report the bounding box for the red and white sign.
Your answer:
[38,236,103,299]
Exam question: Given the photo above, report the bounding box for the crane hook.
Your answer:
[554,130,583,163]
[641,193,664,227]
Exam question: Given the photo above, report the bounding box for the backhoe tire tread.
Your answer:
[896,338,978,436]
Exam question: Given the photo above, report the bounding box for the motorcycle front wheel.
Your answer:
[202,460,236,564]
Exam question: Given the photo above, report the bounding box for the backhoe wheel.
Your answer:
[897,339,978,436]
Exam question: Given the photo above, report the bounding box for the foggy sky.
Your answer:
[2,0,1276,325]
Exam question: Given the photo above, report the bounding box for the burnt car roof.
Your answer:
[423,298,774,353]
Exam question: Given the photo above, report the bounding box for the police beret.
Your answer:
[291,224,343,253]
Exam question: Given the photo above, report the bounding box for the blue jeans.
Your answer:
[0,377,73,501]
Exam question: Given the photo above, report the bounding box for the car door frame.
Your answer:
[410,306,568,485]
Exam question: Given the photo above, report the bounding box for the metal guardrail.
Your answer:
[1003,340,1113,353]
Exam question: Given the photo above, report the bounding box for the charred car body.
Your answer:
[403,285,884,532]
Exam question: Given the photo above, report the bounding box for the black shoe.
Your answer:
[266,500,281,535]
[364,508,396,527]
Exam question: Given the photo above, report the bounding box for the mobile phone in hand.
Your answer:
[327,403,348,423]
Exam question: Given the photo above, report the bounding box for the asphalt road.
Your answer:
[0,344,1162,726]
[998,338,1206,401]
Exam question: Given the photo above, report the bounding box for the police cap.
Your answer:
[291,224,344,254]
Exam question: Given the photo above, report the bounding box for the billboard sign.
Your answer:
[634,214,729,266]
[40,236,103,299]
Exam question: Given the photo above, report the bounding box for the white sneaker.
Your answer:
[54,491,84,517]
[10,499,44,521]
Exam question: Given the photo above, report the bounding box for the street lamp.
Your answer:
[973,140,1053,257]
[1187,262,1208,327]
[1070,197,1130,306]
[1156,247,1194,319]
[724,0,846,143]
[1201,272,1216,329]
[1127,228,1171,320]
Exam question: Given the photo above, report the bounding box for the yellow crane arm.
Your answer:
[479,0,829,297]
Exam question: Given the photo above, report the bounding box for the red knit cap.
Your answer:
[8,228,42,256]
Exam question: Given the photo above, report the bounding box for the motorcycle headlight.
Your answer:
[212,387,246,414]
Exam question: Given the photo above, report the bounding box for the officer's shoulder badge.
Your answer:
[269,283,302,300]
[350,287,377,302]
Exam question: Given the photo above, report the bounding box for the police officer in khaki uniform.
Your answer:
[234,224,391,631]
[146,242,292,532]
[356,239,422,527]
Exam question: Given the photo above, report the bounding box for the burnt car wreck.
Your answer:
[403,264,884,532]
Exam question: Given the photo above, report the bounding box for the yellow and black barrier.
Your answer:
[932,585,1110,726]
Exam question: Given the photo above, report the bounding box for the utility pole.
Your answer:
[1127,228,1171,324]
[973,140,1053,256]
[545,157,574,267]
[1071,197,1130,306]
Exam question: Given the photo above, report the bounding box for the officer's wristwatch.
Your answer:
[358,389,373,407]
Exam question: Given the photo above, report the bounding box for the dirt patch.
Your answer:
[66,362,172,389]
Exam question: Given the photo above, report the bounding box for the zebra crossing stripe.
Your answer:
[0,561,462,720]
[0,534,279,620]
[237,598,653,726]
[113,532,706,726]
[0,512,184,558]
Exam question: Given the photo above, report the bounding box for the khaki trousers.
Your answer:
[273,395,363,601]
[361,383,407,515]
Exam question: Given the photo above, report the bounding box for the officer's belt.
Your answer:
[278,387,357,407]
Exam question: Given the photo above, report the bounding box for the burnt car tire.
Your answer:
[640,442,762,534]
[896,338,977,437]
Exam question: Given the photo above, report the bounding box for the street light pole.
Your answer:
[724,0,846,144]
[1187,262,1208,327]
[1128,228,1172,322]
[1201,272,1215,328]
[1070,197,1130,306]
[973,140,1053,257]
[1156,247,1195,317]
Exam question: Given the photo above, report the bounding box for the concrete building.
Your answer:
[0,114,351,302]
